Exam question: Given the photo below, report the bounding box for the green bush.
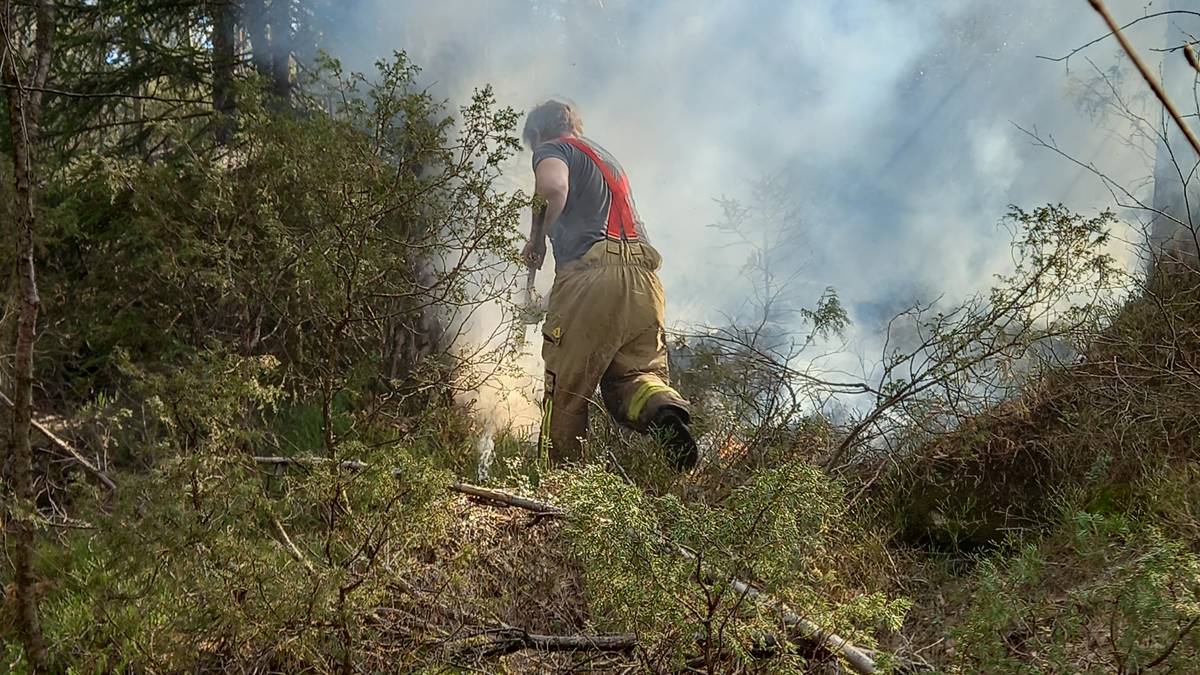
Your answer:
[560,461,909,670]
[954,511,1200,673]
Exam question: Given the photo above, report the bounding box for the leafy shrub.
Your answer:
[954,511,1200,673]
[560,461,909,670]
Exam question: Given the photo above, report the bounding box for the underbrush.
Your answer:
[881,279,1200,549]
[893,496,1200,674]
[869,278,1200,673]
[10,277,1200,673]
[5,429,910,673]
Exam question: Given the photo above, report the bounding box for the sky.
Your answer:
[320,0,1197,430]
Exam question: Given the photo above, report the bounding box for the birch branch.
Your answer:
[1086,0,1200,157]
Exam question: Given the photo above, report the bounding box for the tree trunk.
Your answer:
[243,0,271,79]
[1148,0,1200,281]
[210,0,237,144]
[291,0,318,73]
[1,1,55,669]
[268,0,292,102]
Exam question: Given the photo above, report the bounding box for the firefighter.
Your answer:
[521,99,698,469]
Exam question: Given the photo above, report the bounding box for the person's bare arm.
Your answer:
[535,156,569,230]
[522,156,569,269]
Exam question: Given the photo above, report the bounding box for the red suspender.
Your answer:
[558,136,638,241]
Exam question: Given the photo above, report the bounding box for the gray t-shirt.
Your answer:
[532,136,649,265]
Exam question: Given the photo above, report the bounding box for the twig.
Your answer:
[0,391,116,491]
[1139,614,1200,672]
[253,455,370,472]
[1086,0,1200,157]
[44,109,214,138]
[43,516,95,530]
[272,515,316,574]
[1037,10,1200,64]
[254,459,560,520]
[0,82,209,105]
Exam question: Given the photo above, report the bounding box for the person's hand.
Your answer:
[522,238,546,270]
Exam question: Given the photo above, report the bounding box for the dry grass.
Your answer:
[371,493,608,672]
[881,280,1200,549]
[863,278,1200,672]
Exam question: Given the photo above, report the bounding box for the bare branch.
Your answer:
[1086,0,1200,157]
[1037,10,1200,65]
[0,81,210,105]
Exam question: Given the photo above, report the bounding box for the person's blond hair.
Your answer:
[522,100,583,148]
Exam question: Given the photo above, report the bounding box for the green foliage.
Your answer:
[559,461,909,668]
[37,451,454,672]
[14,52,526,672]
[954,512,1200,673]
[123,347,282,457]
[32,347,455,671]
[2,642,31,675]
[36,51,526,416]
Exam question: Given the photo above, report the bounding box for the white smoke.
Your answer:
[474,419,497,481]
[323,1,1186,428]
[452,298,546,445]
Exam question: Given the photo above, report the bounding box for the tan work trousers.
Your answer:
[539,239,689,464]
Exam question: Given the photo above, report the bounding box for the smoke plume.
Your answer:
[322,0,1190,431]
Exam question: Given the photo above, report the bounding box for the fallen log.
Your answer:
[452,627,636,659]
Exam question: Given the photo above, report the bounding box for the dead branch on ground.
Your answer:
[258,458,928,672]
[448,627,637,659]
[0,391,116,490]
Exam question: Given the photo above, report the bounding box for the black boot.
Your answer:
[648,405,698,471]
